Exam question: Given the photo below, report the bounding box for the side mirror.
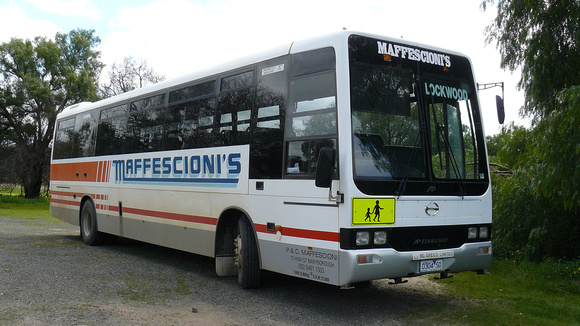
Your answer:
[496,95,505,124]
[315,147,335,188]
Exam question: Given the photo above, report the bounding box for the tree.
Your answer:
[0,29,103,198]
[488,118,579,260]
[483,0,580,122]
[99,56,165,98]
[483,1,579,260]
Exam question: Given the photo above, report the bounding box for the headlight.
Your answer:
[479,226,489,239]
[468,227,478,239]
[356,231,370,246]
[374,231,387,245]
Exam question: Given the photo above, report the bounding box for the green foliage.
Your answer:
[484,0,580,121]
[530,86,580,210]
[0,192,51,219]
[483,0,579,262]
[488,109,579,260]
[427,259,580,326]
[0,29,103,198]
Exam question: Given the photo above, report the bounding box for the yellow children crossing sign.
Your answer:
[352,197,396,225]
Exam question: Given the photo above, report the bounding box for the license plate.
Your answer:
[419,259,443,272]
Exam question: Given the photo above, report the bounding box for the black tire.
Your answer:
[80,200,106,246]
[236,217,261,289]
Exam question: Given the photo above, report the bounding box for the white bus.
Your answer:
[50,31,492,289]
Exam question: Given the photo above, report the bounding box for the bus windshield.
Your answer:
[349,35,488,196]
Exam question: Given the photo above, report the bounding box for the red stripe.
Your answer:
[50,190,110,200]
[254,224,268,233]
[51,190,73,196]
[123,207,217,225]
[255,223,339,242]
[51,194,338,242]
[50,198,79,207]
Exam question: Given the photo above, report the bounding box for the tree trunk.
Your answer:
[17,146,48,199]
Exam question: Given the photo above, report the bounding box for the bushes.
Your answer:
[489,87,580,261]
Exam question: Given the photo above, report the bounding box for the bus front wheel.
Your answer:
[235,217,261,289]
[80,200,106,246]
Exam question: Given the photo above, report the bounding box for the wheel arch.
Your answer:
[214,207,261,267]
[78,195,94,224]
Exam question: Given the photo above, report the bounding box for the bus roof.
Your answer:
[58,30,468,119]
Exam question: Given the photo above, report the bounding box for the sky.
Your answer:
[0,0,527,134]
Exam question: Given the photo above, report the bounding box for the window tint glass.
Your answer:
[54,111,99,159]
[72,111,98,157]
[216,89,253,147]
[290,47,336,76]
[96,118,126,155]
[130,94,165,112]
[100,104,127,119]
[286,139,336,175]
[53,118,75,159]
[251,57,289,179]
[126,107,165,153]
[286,70,337,139]
[96,104,127,156]
[221,71,253,91]
[165,98,213,150]
[169,81,215,103]
[284,48,337,178]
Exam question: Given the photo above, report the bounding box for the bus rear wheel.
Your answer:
[80,200,106,246]
[235,217,261,289]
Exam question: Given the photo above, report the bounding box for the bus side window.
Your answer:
[72,111,98,157]
[54,111,99,159]
[285,48,338,178]
[96,104,127,156]
[196,98,215,148]
[166,81,217,150]
[126,94,165,153]
[217,88,253,147]
[250,57,289,179]
[53,117,76,159]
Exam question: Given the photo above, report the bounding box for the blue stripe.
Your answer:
[122,177,238,184]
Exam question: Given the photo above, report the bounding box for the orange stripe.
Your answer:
[51,162,100,182]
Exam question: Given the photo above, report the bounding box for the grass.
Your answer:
[421,259,580,325]
[0,188,54,220]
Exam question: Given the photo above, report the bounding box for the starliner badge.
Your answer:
[425,201,440,216]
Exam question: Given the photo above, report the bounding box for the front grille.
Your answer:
[389,225,467,251]
[339,224,491,250]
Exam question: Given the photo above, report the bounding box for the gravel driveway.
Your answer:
[1,215,464,325]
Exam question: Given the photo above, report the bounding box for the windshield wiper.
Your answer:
[465,100,478,178]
